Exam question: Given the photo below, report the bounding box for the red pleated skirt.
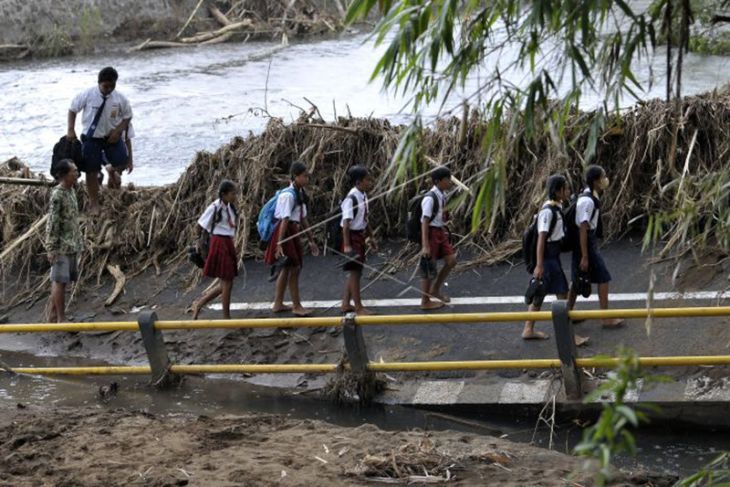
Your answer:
[204,235,238,281]
[264,221,303,267]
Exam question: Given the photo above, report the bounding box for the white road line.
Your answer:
[210,290,730,311]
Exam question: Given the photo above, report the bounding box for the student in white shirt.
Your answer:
[264,162,320,317]
[569,165,624,328]
[523,175,588,345]
[67,67,133,214]
[419,166,456,310]
[340,166,378,315]
[190,180,239,320]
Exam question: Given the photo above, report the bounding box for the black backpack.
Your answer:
[51,136,83,178]
[563,191,602,251]
[326,194,359,251]
[406,191,439,243]
[523,204,561,274]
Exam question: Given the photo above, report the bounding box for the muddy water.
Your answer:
[1,33,729,185]
[0,350,727,477]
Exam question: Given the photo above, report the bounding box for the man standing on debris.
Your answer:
[45,159,83,323]
[67,66,133,213]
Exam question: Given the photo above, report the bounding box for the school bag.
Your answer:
[257,187,298,244]
[325,194,359,252]
[563,192,602,251]
[406,191,440,243]
[51,136,83,178]
[522,204,561,274]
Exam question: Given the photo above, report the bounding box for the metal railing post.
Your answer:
[342,312,369,373]
[137,311,180,388]
[551,300,583,399]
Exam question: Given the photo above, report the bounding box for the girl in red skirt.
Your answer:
[191,180,239,320]
[264,162,319,317]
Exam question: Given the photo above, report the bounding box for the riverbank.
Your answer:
[0,406,674,486]
[0,0,345,61]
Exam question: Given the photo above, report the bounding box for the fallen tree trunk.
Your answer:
[129,39,190,52]
[180,19,253,43]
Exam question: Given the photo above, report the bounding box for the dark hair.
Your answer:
[98,67,118,84]
[584,165,605,190]
[290,161,307,180]
[217,179,238,218]
[349,165,369,186]
[546,174,568,201]
[431,166,451,183]
[55,159,75,179]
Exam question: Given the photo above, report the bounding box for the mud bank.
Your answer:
[0,407,673,486]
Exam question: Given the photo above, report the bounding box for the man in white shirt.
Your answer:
[67,67,133,213]
[419,166,456,310]
[340,166,377,314]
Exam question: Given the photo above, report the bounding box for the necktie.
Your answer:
[86,95,108,139]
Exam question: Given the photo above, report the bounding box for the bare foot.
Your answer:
[354,307,376,316]
[522,330,550,340]
[602,319,625,328]
[574,334,590,347]
[341,305,355,314]
[272,304,293,313]
[191,301,202,320]
[420,301,445,311]
[431,293,451,303]
[293,307,312,317]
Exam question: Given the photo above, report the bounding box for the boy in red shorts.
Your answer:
[340,166,377,314]
[420,166,456,310]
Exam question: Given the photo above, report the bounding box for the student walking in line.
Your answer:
[522,175,589,346]
[569,165,624,328]
[191,180,239,320]
[340,166,378,315]
[264,162,320,317]
[67,66,133,214]
[45,159,83,323]
[420,166,456,310]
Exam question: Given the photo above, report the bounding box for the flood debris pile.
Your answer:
[322,358,386,404]
[2,87,730,308]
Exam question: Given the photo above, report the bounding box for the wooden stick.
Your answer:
[176,0,206,38]
[425,155,473,195]
[129,40,189,52]
[0,215,49,261]
[209,4,232,26]
[0,177,55,187]
[105,264,126,307]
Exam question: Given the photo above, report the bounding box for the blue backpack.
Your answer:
[257,187,297,243]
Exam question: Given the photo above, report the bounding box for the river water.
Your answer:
[1,33,729,185]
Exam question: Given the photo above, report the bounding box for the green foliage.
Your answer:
[674,452,730,486]
[33,27,74,58]
[572,348,664,486]
[347,0,659,233]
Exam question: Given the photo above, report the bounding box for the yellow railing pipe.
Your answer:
[4,306,730,334]
[9,355,730,375]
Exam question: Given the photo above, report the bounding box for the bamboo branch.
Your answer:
[176,0,206,38]
[0,177,55,187]
[0,215,49,261]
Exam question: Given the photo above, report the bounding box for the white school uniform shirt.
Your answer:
[197,199,237,237]
[69,87,133,138]
[421,185,446,227]
[537,202,565,242]
[575,189,600,230]
[340,187,368,231]
[274,184,307,223]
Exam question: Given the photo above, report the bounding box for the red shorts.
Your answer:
[429,227,454,260]
[204,235,238,281]
[341,230,366,271]
[264,221,303,268]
